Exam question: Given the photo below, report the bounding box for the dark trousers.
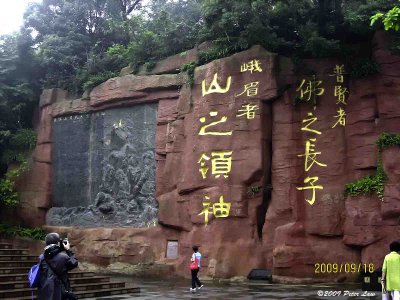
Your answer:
[191,268,202,289]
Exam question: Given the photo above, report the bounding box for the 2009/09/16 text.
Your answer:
[315,263,374,273]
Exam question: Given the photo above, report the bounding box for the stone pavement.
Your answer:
[85,276,381,300]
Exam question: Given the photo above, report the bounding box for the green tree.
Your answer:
[107,0,202,70]
[0,33,38,206]
[371,1,400,31]
[23,0,143,94]
[19,0,400,94]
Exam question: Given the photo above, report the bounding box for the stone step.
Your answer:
[69,271,96,278]
[0,267,31,274]
[0,282,129,298]
[0,255,38,261]
[0,276,110,290]
[2,287,140,300]
[0,244,13,249]
[0,271,95,281]
[0,260,38,268]
[0,241,140,300]
[0,273,30,282]
[0,249,29,255]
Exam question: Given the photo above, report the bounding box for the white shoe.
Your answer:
[190,288,196,293]
[197,285,204,290]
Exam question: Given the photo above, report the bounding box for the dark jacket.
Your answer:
[37,244,78,300]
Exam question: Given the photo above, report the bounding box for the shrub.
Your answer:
[350,59,379,79]
[0,224,46,240]
[345,170,386,199]
[345,132,400,199]
[376,132,400,151]
[180,61,197,86]
[0,161,29,207]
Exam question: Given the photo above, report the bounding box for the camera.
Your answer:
[59,238,68,251]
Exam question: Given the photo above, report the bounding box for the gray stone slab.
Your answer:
[48,103,158,227]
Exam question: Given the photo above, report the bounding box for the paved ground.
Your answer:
[85,276,382,300]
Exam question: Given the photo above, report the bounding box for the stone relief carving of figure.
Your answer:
[127,199,140,214]
[49,107,158,227]
[95,192,115,214]
[114,169,131,201]
[134,151,155,196]
[100,163,115,193]
[140,181,156,197]
[126,156,142,195]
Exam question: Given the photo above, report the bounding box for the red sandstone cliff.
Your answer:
[7,31,400,280]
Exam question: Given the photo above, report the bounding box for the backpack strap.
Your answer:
[43,257,70,292]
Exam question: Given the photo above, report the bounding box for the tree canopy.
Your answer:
[0,0,398,177]
[3,0,390,95]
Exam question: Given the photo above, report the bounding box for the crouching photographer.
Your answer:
[38,232,79,300]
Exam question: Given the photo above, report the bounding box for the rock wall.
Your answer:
[12,31,400,280]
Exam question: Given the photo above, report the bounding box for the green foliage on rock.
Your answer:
[198,42,246,65]
[345,133,400,199]
[376,132,400,151]
[247,186,262,198]
[371,3,400,31]
[1,129,36,164]
[106,0,202,73]
[0,224,46,240]
[81,71,119,92]
[345,169,386,200]
[0,160,29,207]
[0,179,19,207]
[180,61,197,86]
[350,59,379,79]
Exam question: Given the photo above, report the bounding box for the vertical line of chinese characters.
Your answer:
[331,65,348,128]
[197,59,262,225]
[296,76,327,205]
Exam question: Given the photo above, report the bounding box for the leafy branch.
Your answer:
[371,5,400,31]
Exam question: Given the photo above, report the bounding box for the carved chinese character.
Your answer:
[332,107,346,128]
[301,112,321,135]
[198,151,233,179]
[198,195,231,225]
[296,77,325,102]
[296,176,323,205]
[236,82,259,97]
[334,86,348,105]
[236,104,259,119]
[298,138,327,172]
[331,64,346,83]
[241,59,263,73]
[199,111,233,136]
[202,73,232,96]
